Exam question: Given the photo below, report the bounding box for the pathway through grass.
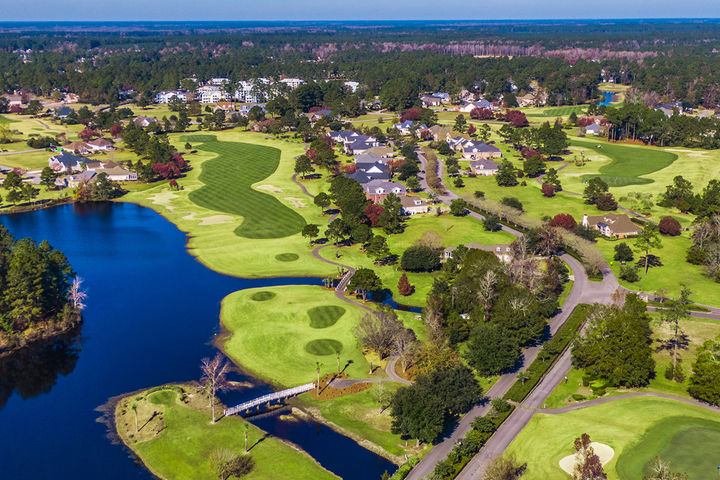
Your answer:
[186,135,306,239]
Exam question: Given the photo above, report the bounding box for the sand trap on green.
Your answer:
[221,285,371,387]
[187,135,306,239]
[559,442,614,475]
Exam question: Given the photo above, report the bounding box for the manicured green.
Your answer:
[616,416,720,480]
[128,390,336,480]
[506,396,720,480]
[221,285,374,387]
[571,139,678,187]
[308,305,346,328]
[187,136,306,238]
[540,106,587,117]
[122,131,336,279]
[250,291,276,301]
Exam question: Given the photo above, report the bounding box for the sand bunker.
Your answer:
[198,215,235,226]
[148,191,178,211]
[559,442,614,476]
[284,197,306,208]
[182,213,197,221]
[256,184,283,193]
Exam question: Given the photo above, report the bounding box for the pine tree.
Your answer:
[398,273,413,296]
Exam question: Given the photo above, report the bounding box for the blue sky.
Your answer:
[6,0,720,21]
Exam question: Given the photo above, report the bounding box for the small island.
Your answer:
[0,224,83,358]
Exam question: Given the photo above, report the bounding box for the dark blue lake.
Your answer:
[0,202,395,480]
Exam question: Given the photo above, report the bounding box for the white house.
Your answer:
[469,158,500,176]
[279,78,306,89]
[156,90,191,103]
[87,138,114,151]
[97,165,138,182]
[48,151,85,173]
[400,196,430,215]
[585,124,601,136]
[196,85,227,104]
[235,79,271,103]
[459,99,495,113]
[344,81,360,92]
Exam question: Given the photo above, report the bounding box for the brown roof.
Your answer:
[88,138,113,147]
[366,146,395,157]
[400,196,428,208]
[585,213,640,234]
[66,141,89,151]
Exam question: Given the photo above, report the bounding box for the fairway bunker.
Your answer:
[559,442,614,476]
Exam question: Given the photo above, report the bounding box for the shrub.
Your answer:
[686,246,706,265]
[550,213,577,230]
[471,416,496,434]
[501,197,523,211]
[453,177,464,188]
[400,245,441,272]
[613,243,634,262]
[473,190,485,199]
[572,394,586,401]
[619,264,640,282]
[658,216,681,236]
[596,192,618,211]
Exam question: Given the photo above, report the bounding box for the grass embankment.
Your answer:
[320,213,514,308]
[545,314,720,407]
[506,396,720,480]
[121,131,336,279]
[115,385,336,480]
[221,284,374,387]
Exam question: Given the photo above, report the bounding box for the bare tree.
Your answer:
[200,353,234,423]
[477,270,498,321]
[68,276,88,311]
[661,286,691,381]
[354,312,404,359]
[210,448,255,480]
[131,401,139,432]
[393,328,417,372]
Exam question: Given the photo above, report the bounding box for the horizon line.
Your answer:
[2,17,720,23]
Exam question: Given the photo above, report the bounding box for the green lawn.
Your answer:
[221,285,376,388]
[539,106,587,117]
[320,212,514,307]
[570,139,678,187]
[506,396,720,480]
[187,135,306,239]
[544,315,720,408]
[120,388,336,480]
[121,130,336,279]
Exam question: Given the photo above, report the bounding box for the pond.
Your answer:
[598,90,615,106]
[0,202,395,480]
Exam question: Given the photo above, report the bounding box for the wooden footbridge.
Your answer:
[223,383,315,417]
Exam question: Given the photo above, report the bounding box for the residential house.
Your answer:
[420,95,443,107]
[63,93,79,104]
[345,137,381,155]
[155,90,191,103]
[196,85,226,104]
[469,158,500,176]
[444,242,513,263]
[585,123,601,136]
[237,103,267,117]
[400,196,430,215]
[459,99,495,113]
[363,180,406,203]
[234,79,271,103]
[305,109,333,123]
[354,153,387,166]
[428,125,452,142]
[66,170,97,188]
[2,94,23,106]
[433,92,451,103]
[96,164,138,182]
[582,213,641,239]
[655,102,683,118]
[87,138,114,151]
[65,141,91,155]
[215,101,237,112]
[210,78,230,86]
[517,93,536,107]
[134,116,159,128]
[344,81,360,92]
[366,146,395,158]
[453,139,502,160]
[393,121,427,135]
[49,151,86,173]
[279,78,306,89]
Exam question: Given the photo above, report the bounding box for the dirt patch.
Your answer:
[182,212,197,221]
[198,215,235,226]
[284,197,306,208]
[256,184,283,193]
[308,373,371,400]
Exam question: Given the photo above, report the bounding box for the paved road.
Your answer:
[0,148,44,156]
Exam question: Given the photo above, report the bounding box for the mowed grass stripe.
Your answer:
[573,139,678,187]
[187,137,306,239]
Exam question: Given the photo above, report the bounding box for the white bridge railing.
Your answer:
[224,383,315,416]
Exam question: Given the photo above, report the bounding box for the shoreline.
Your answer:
[0,314,82,360]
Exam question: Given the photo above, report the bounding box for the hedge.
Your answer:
[390,457,419,480]
[428,405,515,480]
[503,304,591,403]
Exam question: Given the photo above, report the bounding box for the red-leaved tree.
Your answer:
[550,213,577,230]
[658,216,681,236]
[398,273,413,296]
[542,183,556,197]
[364,203,384,227]
[470,107,495,120]
[400,108,422,122]
[79,128,100,142]
[109,123,123,137]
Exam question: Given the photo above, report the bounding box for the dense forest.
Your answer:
[0,225,80,353]
[3,20,720,106]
